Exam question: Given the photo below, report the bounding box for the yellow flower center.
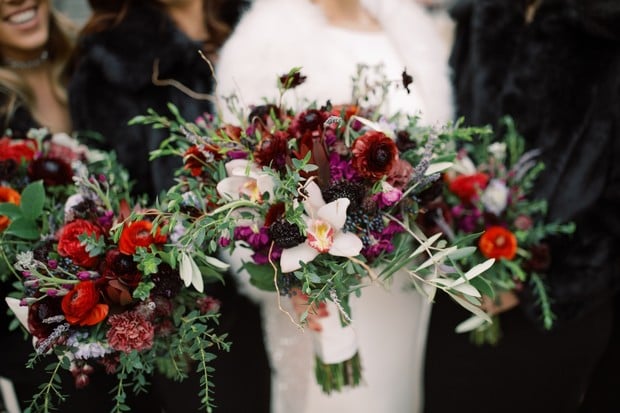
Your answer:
[242,180,262,202]
[307,220,334,253]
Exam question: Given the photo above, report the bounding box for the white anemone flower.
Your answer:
[216,159,275,202]
[280,181,364,273]
[481,179,509,215]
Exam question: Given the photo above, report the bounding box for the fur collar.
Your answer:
[77,3,205,90]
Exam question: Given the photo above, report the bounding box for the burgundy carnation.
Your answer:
[57,219,103,268]
[351,131,399,180]
[106,311,155,353]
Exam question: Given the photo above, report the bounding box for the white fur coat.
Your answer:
[216,0,453,125]
[214,1,453,412]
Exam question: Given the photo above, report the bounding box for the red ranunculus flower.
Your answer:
[0,137,37,162]
[478,226,518,260]
[448,172,490,203]
[57,219,103,268]
[0,186,20,231]
[28,156,73,186]
[61,281,109,326]
[351,130,399,180]
[118,220,167,255]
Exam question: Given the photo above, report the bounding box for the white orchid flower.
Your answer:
[280,181,364,273]
[216,159,275,202]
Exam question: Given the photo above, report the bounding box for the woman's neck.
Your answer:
[166,0,209,42]
[21,64,71,134]
[313,0,381,32]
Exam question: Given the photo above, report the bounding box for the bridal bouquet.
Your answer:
[433,118,575,344]
[1,130,228,413]
[136,68,494,393]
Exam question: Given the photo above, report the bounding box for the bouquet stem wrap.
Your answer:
[312,300,361,393]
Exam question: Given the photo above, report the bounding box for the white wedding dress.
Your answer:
[215,1,453,412]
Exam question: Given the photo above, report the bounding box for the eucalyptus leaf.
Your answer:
[455,315,488,333]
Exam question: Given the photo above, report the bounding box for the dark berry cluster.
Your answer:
[269,220,305,248]
[322,181,365,210]
[344,210,384,246]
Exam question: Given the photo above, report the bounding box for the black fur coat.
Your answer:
[69,3,214,198]
[450,0,620,326]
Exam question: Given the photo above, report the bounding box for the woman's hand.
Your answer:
[290,289,329,332]
[480,291,520,315]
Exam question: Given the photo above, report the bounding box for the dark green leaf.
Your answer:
[20,180,45,220]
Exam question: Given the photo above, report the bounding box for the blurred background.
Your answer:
[53,0,91,26]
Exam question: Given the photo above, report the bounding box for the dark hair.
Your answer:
[81,0,243,52]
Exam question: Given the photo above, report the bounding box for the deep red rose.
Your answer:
[61,281,109,326]
[479,226,517,260]
[0,137,37,162]
[28,156,73,186]
[351,130,399,180]
[118,220,167,255]
[57,219,103,268]
[448,172,490,203]
[0,186,20,231]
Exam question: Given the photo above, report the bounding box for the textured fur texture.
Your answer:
[451,0,620,324]
[69,3,214,198]
[215,0,453,125]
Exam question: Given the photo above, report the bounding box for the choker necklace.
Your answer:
[3,50,50,70]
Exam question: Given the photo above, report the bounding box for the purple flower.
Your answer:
[329,153,359,182]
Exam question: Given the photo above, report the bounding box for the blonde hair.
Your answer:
[0,10,76,130]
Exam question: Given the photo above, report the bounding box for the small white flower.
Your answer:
[452,153,477,175]
[481,179,509,215]
[488,142,507,163]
